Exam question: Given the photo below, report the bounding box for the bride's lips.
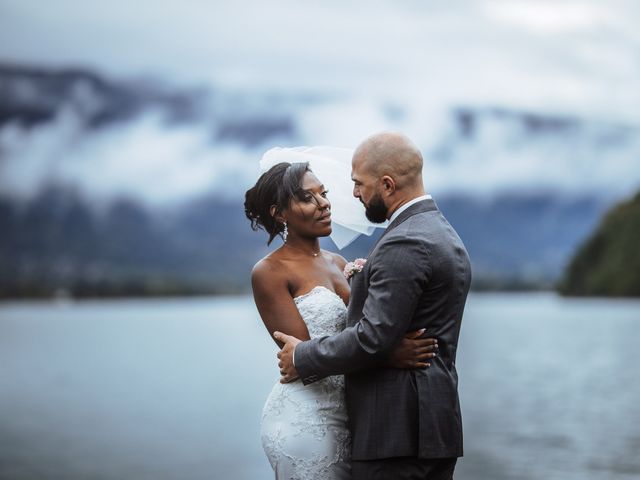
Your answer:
[316,213,331,224]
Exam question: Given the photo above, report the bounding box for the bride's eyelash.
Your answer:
[298,190,329,200]
[295,190,329,204]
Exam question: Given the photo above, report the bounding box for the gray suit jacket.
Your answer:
[295,198,471,460]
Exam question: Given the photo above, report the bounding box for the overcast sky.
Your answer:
[2,1,640,205]
[2,0,639,121]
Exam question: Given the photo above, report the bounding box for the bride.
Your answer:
[244,147,438,479]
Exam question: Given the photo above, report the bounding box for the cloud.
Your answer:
[0,106,254,205]
[2,88,639,207]
[422,110,640,197]
[1,1,639,205]
[483,0,606,33]
[1,0,639,123]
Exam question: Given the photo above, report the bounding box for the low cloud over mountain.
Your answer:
[0,64,635,296]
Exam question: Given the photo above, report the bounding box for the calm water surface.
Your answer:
[0,293,639,480]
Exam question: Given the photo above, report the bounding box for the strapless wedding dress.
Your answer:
[261,286,351,479]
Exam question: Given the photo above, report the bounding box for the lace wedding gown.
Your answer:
[261,286,351,479]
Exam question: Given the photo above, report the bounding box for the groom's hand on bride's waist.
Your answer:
[274,331,301,384]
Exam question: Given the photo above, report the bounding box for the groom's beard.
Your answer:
[364,193,388,223]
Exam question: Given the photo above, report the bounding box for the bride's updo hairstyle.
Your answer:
[244,161,311,245]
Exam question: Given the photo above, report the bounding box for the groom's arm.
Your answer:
[293,235,431,384]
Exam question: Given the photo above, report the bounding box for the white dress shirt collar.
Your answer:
[388,194,432,224]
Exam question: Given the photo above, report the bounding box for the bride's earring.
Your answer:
[282,221,288,242]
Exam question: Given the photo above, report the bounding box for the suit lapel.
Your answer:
[350,198,440,325]
[368,198,439,255]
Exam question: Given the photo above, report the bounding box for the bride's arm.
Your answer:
[387,331,438,369]
[251,258,311,348]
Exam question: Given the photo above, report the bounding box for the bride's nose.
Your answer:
[317,195,330,210]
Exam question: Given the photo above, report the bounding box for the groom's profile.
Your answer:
[275,132,471,479]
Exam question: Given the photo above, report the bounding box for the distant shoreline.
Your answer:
[3,276,639,302]
[3,289,639,303]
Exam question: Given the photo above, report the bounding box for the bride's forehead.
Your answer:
[300,171,323,190]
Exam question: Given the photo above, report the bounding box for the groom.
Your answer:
[275,132,471,479]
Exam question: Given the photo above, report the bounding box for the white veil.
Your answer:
[260,146,387,249]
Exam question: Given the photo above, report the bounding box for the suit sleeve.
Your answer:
[295,234,431,384]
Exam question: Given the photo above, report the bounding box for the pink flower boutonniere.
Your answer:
[343,258,367,280]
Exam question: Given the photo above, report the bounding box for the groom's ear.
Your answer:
[381,175,396,196]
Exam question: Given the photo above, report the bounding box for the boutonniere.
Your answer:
[343,258,367,280]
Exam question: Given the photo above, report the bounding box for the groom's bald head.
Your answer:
[351,132,427,222]
[353,132,423,190]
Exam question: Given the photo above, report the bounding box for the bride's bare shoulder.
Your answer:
[251,251,288,284]
[327,251,348,271]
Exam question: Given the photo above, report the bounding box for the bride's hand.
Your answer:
[387,329,438,369]
[274,331,301,383]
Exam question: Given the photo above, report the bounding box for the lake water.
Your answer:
[1,293,639,480]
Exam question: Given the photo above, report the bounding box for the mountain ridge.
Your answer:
[0,186,610,299]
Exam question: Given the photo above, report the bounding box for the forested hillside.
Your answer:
[559,191,640,297]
